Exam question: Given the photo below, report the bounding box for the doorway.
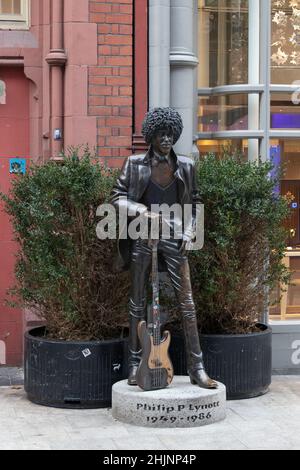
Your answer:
[0,66,29,365]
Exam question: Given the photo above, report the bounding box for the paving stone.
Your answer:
[0,375,299,450]
[0,377,10,386]
[159,434,248,450]
[112,436,168,450]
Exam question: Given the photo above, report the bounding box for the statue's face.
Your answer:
[152,128,174,156]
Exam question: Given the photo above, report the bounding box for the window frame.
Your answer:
[197,1,300,158]
[0,0,30,30]
[197,0,300,323]
[197,0,272,163]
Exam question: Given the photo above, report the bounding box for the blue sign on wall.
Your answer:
[9,158,26,175]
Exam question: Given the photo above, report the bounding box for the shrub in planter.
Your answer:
[168,153,290,398]
[1,149,130,408]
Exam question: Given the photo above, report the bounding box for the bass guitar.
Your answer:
[136,237,174,391]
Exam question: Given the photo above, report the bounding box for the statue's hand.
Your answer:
[179,240,188,255]
[180,233,196,254]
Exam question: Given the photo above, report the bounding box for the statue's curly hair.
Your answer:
[142,107,183,145]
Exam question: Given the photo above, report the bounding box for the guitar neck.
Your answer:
[151,241,161,346]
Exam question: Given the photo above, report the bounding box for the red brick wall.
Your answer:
[89,0,133,168]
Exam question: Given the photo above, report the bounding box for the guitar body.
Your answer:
[136,320,174,391]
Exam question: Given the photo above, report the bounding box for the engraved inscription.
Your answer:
[136,402,221,425]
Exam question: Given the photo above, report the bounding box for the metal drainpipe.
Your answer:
[45,0,67,161]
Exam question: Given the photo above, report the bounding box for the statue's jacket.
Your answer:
[110,147,201,271]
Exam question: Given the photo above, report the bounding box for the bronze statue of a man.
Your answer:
[111,107,217,389]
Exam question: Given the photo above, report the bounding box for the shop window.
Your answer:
[198,0,249,87]
[269,139,300,320]
[271,92,300,129]
[0,0,29,29]
[197,138,249,161]
[198,94,248,133]
[271,0,300,84]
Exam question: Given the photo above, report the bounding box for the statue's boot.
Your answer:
[183,316,218,389]
[127,314,142,386]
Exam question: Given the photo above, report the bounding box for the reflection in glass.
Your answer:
[276,139,300,181]
[198,94,248,132]
[270,254,300,320]
[270,139,300,318]
[0,0,21,15]
[198,0,249,87]
[271,93,300,129]
[272,138,300,244]
[271,0,300,84]
[197,138,249,161]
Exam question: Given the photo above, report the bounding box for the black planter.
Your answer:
[169,324,272,400]
[24,327,128,409]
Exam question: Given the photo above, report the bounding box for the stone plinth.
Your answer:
[112,376,226,428]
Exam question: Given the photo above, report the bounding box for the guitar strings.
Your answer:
[153,241,159,388]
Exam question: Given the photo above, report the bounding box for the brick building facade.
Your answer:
[0,0,147,366]
[89,0,134,167]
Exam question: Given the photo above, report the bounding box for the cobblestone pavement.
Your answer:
[0,376,299,450]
